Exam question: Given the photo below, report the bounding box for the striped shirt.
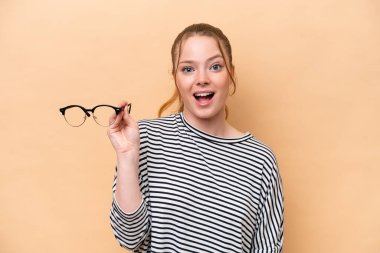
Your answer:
[110,113,284,252]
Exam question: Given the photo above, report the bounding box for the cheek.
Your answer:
[211,73,230,88]
[176,74,195,90]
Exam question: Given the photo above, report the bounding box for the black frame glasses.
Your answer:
[59,104,131,127]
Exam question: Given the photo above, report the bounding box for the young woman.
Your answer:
[108,23,284,252]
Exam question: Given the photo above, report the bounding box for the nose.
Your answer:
[196,69,210,86]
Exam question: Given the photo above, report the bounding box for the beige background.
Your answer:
[1,0,379,252]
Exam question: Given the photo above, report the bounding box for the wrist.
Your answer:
[116,152,139,170]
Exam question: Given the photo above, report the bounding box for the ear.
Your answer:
[228,65,236,95]
[172,74,178,89]
[171,68,178,82]
[228,64,235,82]
[230,64,235,77]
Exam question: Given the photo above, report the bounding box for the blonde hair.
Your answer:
[158,23,236,118]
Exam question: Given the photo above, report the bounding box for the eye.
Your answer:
[210,64,223,71]
[181,66,194,73]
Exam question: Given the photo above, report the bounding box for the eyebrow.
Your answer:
[179,54,224,64]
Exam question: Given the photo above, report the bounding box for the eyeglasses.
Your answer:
[59,104,131,127]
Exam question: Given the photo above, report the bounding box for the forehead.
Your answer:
[179,35,222,60]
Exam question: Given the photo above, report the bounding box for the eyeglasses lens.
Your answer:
[93,106,116,127]
[64,107,86,127]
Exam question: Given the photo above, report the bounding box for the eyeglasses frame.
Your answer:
[59,104,132,127]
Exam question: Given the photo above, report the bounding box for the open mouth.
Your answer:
[193,92,215,102]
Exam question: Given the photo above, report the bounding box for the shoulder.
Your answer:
[243,136,279,169]
[137,113,181,135]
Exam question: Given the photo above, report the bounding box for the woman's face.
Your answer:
[175,35,233,122]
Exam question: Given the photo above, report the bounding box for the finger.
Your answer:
[109,109,123,128]
[109,101,130,129]
[122,103,134,124]
[117,101,130,110]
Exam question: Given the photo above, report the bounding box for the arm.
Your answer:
[252,161,284,253]
[113,152,142,214]
[110,165,150,250]
[108,102,150,250]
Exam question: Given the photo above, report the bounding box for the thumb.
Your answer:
[122,103,134,125]
[108,101,130,129]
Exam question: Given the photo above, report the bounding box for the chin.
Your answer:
[191,108,225,121]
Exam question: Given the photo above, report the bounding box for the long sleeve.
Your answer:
[109,122,151,251]
[251,160,284,253]
[110,194,150,250]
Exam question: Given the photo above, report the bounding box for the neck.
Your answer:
[182,110,230,138]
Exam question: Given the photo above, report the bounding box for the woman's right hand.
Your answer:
[107,101,140,156]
